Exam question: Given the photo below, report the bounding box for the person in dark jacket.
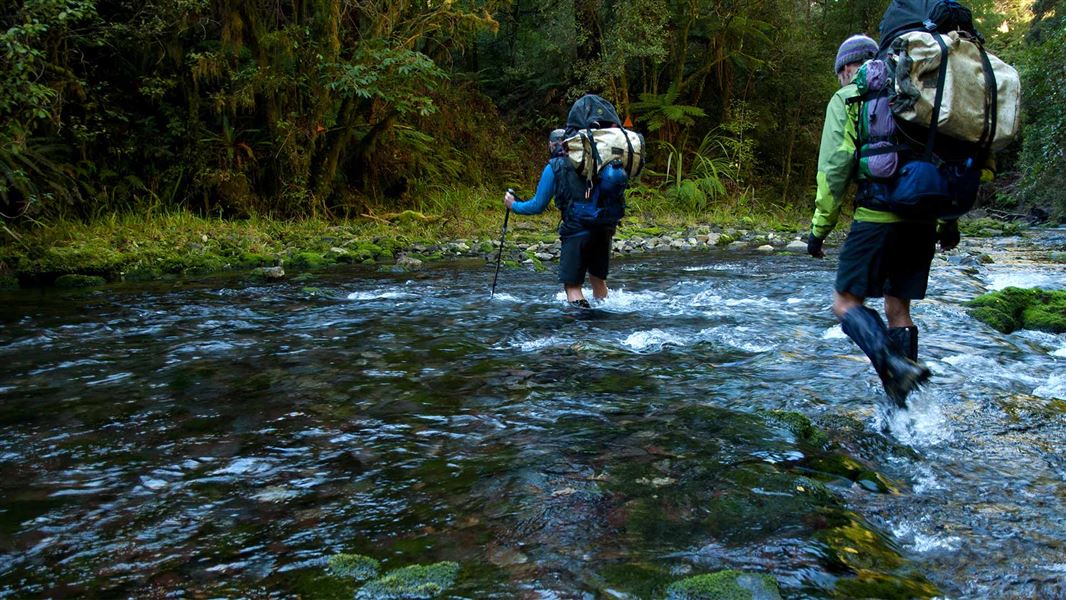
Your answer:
[504,95,629,308]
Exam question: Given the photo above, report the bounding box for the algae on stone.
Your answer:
[327,553,380,581]
[666,569,782,600]
[966,287,1066,334]
[356,561,460,599]
[833,569,940,600]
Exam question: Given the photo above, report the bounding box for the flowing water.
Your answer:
[1,229,1064,599]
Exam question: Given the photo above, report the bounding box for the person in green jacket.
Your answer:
[806,34,959,408]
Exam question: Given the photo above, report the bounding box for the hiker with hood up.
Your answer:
[504,95,641,308]
[805,33,944,407]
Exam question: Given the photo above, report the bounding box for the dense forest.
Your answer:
[2,0,1063,224]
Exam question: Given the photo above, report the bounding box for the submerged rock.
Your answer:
[356,561,460,599]
[666,570,782,600]
[328,553,380,581]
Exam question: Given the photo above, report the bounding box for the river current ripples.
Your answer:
[1,228,1064,598]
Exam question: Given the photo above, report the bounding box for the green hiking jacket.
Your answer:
[809,83,900,240]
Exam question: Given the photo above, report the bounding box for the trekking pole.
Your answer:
[490,189,514,300]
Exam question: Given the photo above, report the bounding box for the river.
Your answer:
[1,228,1064,598]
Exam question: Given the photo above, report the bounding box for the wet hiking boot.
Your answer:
[568,299,592,310]
[840,307,930,408]
[888,326,919,362]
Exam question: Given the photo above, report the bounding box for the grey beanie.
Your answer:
[835,34,878,73]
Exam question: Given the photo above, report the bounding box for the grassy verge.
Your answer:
[0,185,812,287]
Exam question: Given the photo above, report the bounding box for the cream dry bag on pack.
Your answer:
[890,29,1021,151]
[564,128,645,181]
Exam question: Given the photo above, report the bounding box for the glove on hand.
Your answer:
[807,235,825,259]
[938,220,960,251]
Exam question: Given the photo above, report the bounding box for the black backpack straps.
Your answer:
[976,41,998,151]
[622,127,634,176]
[924,32,950,162]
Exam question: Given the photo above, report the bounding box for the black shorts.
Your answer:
[558,227,615,285]
[835,220,937,300]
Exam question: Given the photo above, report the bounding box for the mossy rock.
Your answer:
[958,218,1021,237]
[817,516,904,572]
[239,252,272,268]
[716,234,735,246]
[523,251,545,271]
[347,241,385,262]
[0,275,19,290]
[54,274,107,288]
[357,561,460,599]
[288,251,330,269]
[762,410,829,449]
[599,562,675,599]
[966,287,1066,334]
[25,243,124,275]
[833,570,941,599]
[806,454,899,494]
[328,553,380,581]
[666,570,782,600]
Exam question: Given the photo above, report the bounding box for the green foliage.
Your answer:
[966,287,1066,334]
[53,274,105,288]
[0,0,1053,224]
[631,84,706,144]
[1017,13,1066,219]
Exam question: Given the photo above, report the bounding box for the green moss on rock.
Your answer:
[966,287,1066,334]
[54,274,107,288]
[666,570,782,600]
[834,570,941,599]
[763,410,829,449]
[348,241,385,262]
[818,517,904,572]
[288,251,329,269]
[357,561,460,599]
[239,252,271,267]
[327,553,380,581]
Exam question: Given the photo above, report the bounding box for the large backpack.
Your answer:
[558,95,646,228]
[852,0,1021,219]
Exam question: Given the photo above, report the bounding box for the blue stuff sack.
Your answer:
[886,159,979,218]
[568,161,628,227]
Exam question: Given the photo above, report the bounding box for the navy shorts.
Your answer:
[835,220,937,300]
[558,227,615,285]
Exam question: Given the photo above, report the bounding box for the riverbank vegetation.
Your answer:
[1,0,1063,283]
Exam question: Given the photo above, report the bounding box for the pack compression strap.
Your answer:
[924,32,950,162]
[976,42,998,151]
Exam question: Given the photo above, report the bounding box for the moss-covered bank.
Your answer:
[967,287,1066,334]
[0,201,810,287]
